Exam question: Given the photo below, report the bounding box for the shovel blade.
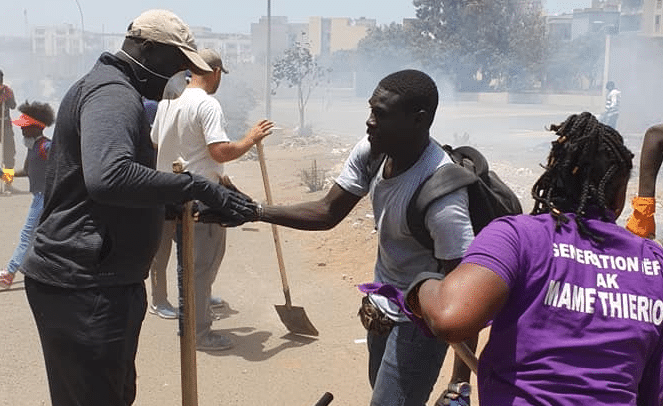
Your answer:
[274,304,319,336]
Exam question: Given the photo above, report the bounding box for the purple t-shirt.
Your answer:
[463,212,663,405]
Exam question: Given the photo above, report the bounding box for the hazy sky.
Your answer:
[1,0,590,37]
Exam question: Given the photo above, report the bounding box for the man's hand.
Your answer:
[193,200,257,227]
[189,173,259,225]
[247,119,274,145]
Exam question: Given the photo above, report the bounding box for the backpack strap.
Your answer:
[406,163,478,250]
[446,145,489,181]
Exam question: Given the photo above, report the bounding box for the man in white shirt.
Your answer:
[601,81,620,129]
[151,48,273,350]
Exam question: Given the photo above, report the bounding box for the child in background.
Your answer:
[0,101,54,288]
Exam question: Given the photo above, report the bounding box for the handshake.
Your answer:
[168,174,262,227]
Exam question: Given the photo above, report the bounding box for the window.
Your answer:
[656,15,661,33]
[35,38,45,53]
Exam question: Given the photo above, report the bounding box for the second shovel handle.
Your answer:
[256,142,293,308]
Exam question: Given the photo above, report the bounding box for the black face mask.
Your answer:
[119,49,172,101]
[138,73,169,101]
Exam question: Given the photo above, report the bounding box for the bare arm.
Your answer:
[638,124,663,197]
[260,183,362,230]
[411,263,509,343]
[208,119,274,163]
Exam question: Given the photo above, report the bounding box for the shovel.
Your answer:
[256,141,319,336]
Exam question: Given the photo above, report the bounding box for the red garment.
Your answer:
[0,85,14,105]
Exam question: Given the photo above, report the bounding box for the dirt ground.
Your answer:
[0,120,644,406]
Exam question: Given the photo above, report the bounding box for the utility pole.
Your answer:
[265,0,272,120]
[74,0,85,75]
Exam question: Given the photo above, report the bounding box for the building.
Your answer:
[191,27,253,66]
[547,14,573,41]
[571,7,621,37]
[642,0,663,34]
[251,15,376,62]
[251,16,308,65]
[308,17,376,57]
[31,24,83,56]
[545,0,640,42]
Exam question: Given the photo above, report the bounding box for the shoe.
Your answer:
[148,302,178,319]
[209,296,229,310]
[0,269,15,288]
[435,382,471,406]
[196,330,234,351]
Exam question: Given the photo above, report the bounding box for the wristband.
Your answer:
[256,203,264,221]
[407,282,424,318]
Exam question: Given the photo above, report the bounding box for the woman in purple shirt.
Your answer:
[407,112,662,405]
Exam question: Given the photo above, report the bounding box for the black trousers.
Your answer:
[25,277,147,406]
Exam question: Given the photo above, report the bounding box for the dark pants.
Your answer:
[25,277,147,406]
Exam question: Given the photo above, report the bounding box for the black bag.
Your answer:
[405,143,523,250]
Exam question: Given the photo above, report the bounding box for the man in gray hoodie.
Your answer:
[20,9,258,406]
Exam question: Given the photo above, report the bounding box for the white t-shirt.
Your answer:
[605,88,621,115]
[336,136,474,320]
[151,87,230,181]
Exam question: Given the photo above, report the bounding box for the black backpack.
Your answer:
[403,142,523,250]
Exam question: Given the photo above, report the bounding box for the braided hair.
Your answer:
[531,112,633,241]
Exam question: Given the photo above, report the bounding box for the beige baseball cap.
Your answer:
[126,9,211,73]
[198,48,229,74]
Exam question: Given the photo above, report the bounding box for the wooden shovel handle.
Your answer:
[256,142,293,308]
[1,100,5,194]
[173,161,198,406]
[450,342,478,374]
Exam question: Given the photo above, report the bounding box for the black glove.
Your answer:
[192,200,252,227]
[189,173,259,225]
[164,203,183,221]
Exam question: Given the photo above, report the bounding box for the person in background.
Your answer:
[150,48,273,349]
[600,80,620,129]
[142,71,188,320]
[20,10,258,406]
[407,112,662,405]
[0,100,55,288]
[0,69,17,192]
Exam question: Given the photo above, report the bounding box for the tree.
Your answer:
[355,23,421,95]
[272,44,327,136]
[412,0,546,90]
[543,33,606,92]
